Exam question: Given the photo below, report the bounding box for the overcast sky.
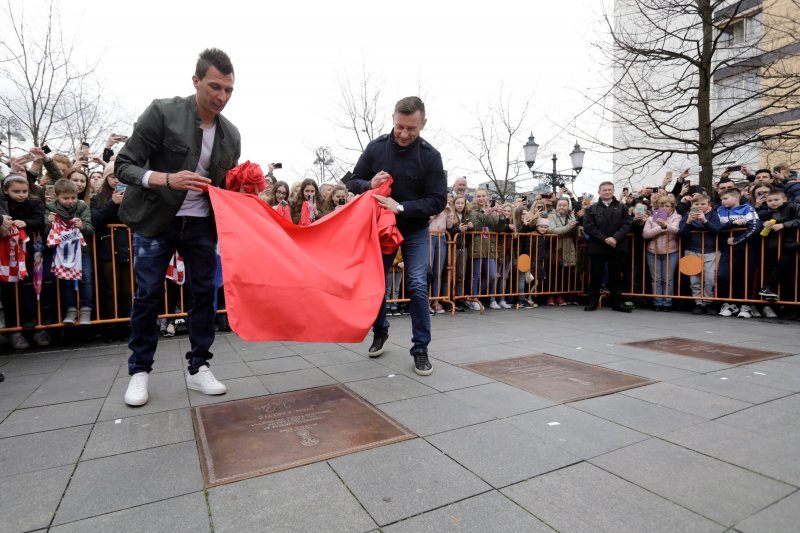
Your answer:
[30,0,614,194]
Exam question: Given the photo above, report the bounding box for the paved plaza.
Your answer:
[1,307,799,532]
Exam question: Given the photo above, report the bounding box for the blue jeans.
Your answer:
[60,252,94,312]
[471,258,497,296]
[374,227,431,353]
[128,216,218,375]
[429,232,447,297]
[646,251,678,306]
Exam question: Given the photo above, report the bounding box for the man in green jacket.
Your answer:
[115,48,241,407]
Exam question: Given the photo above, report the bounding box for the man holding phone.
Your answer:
[347,96,447,376]
[115,48,241,407]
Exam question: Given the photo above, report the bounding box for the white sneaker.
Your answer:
[124,372,149,406]
[62,307,77,324]
[165,323,176,337]
[498,299,512,309]
[79,307,92,325]
[32,330,50,346]
[737,305,752,319]
[718,303,736,317]
[186,365,227,395]
[489,301,501,310]
[470,301,482,311]
[10,332,29,349]
[763,305,778,318]
[749,306,761,318]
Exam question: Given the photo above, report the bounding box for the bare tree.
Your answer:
[453,90,532,202]
[310,146,346,183]
[0,0,98,150]
[588,0,800,191]
[333,64,387,156]
[60,78,129,154]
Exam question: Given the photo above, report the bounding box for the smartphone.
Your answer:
[490,199,497,208]
[273,163,283,169]
[42,145,51,154]
[727,165,741,172]
[81,141,90,149]
[337,198,346,206]
[652,209,668,221]
[112,134,129,142]
[690,205,700,214]
[687,185,702,195]
[634,206,646,214]
[307,194,314,203]
[20,153,35,163]
[115,183,127,193]
[45,184,55,197]
[665,171,673,180]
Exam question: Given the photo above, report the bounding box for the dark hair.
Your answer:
[94,173,116,209]
[2,173,28,191]
[64,166,92,203]
[767,189,786,197]
[720,188,741,198]
[754,168,772,177]
[195,48,234,79]
[291,179,321,222]
[718,177,734,185]
[54,178,77,196]
[394,96,425,117]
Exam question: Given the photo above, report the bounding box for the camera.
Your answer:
[337,198,346,206]
[42,145,51,154]
[727,165,741,173]
[273,163,283,169]
[80,141,90,149]
[558,180,566,188]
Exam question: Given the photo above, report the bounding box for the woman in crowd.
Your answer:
[494,203,516,308]
[642,196,681,311]
[466,188,504,310]
[65,167,93,205]
[547,198,579,304]
[291,178,321,226]
[448,195,472,310]
[428,198,453,314]
[512,205,536,307]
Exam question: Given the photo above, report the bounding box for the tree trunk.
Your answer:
[697,0,714,192]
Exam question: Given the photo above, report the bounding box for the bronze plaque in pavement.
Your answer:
[192,384,415,487]
[625,337,787,365]
[463,354,655,403]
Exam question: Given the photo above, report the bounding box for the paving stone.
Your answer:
[766,393,800,414]
[707,361,800,392]
[379,393,495,436]
[672,374,790,404]
[209,462,376,533]
[0,398,103,437]
[600,359,698,381]
[257,368,337,393]
[285,342,349,355]
[716,403,800,440]
[98,371,190,421]
[383,491,554,532]
[502,462,723,533]
[662,421,800,486]
[0,465,73,532]
[301,349,366,367]
[432,343,533,364]
[0,372,50,411]
[236,343,297,362]
[329,438,490,526]
[202,361,254,380]
[57,353,128,372]
[21,365,119,408]
[189,375,269,406]
[321,360,396,382]
[427,420,579,487]
[591,438,794,527]
[83,409,194,460]
[0,357,63,377]
[445,382,555,418]
[506,405,648,459]
[621,382,752,418]
[51,492,211,533]
[54,441,203,525]
[735,490,800,533]
[346,375,438,404]
[405,365,495,391]
[0,425,90,477]
[246,355,314,375]
[571,394,706,436]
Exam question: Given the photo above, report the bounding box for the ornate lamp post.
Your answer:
[523,134,585,193]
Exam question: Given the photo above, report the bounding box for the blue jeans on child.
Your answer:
[429,232,447,297]
[59,252,94,312]
[471,258,497,296]
[646,251,678,307]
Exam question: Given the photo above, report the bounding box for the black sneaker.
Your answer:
[368,333,389,358]
[0,372,4,382]
[759,287,779,300]
[584,301,598,312]
[412,350,433,376]
[612,301,634,313]
[691,305,703,315]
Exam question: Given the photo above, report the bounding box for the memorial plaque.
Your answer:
[192,384,415,487]
[463,354,655,402]
[625,337,787,365]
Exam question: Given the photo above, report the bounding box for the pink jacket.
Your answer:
[642,211,681,254]
[429,207,454,232]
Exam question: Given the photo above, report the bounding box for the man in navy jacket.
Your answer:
[347,96,447,376]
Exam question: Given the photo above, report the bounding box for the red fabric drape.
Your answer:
[209,180,402,342]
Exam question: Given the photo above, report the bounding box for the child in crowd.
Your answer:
[679,194,722,314]
[512,205,536,307]
[547,198,579,305]
[642,196,681,311]
[44,178,94,325]
[291,179,321,226]
[428,198,453,313]
[530,217,551,303]
[717,188,760,318]
[0,174,47,348]
[757,189,800,316]
[448,195,472,310]
[493,203,515,309]
[266,180,292,221]
[385,250,404,316]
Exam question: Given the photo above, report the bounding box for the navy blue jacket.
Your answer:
[679,209,722,253]
[348,133,447,235]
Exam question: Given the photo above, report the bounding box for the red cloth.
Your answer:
[209,179,402,342]
[225,161,267,195]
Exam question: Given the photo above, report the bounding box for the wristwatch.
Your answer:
[396,204,404,215]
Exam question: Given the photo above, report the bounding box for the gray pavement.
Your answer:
[1,307,799,532]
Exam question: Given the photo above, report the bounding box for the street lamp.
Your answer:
[523,133,585,193]
[0,115,25,155]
